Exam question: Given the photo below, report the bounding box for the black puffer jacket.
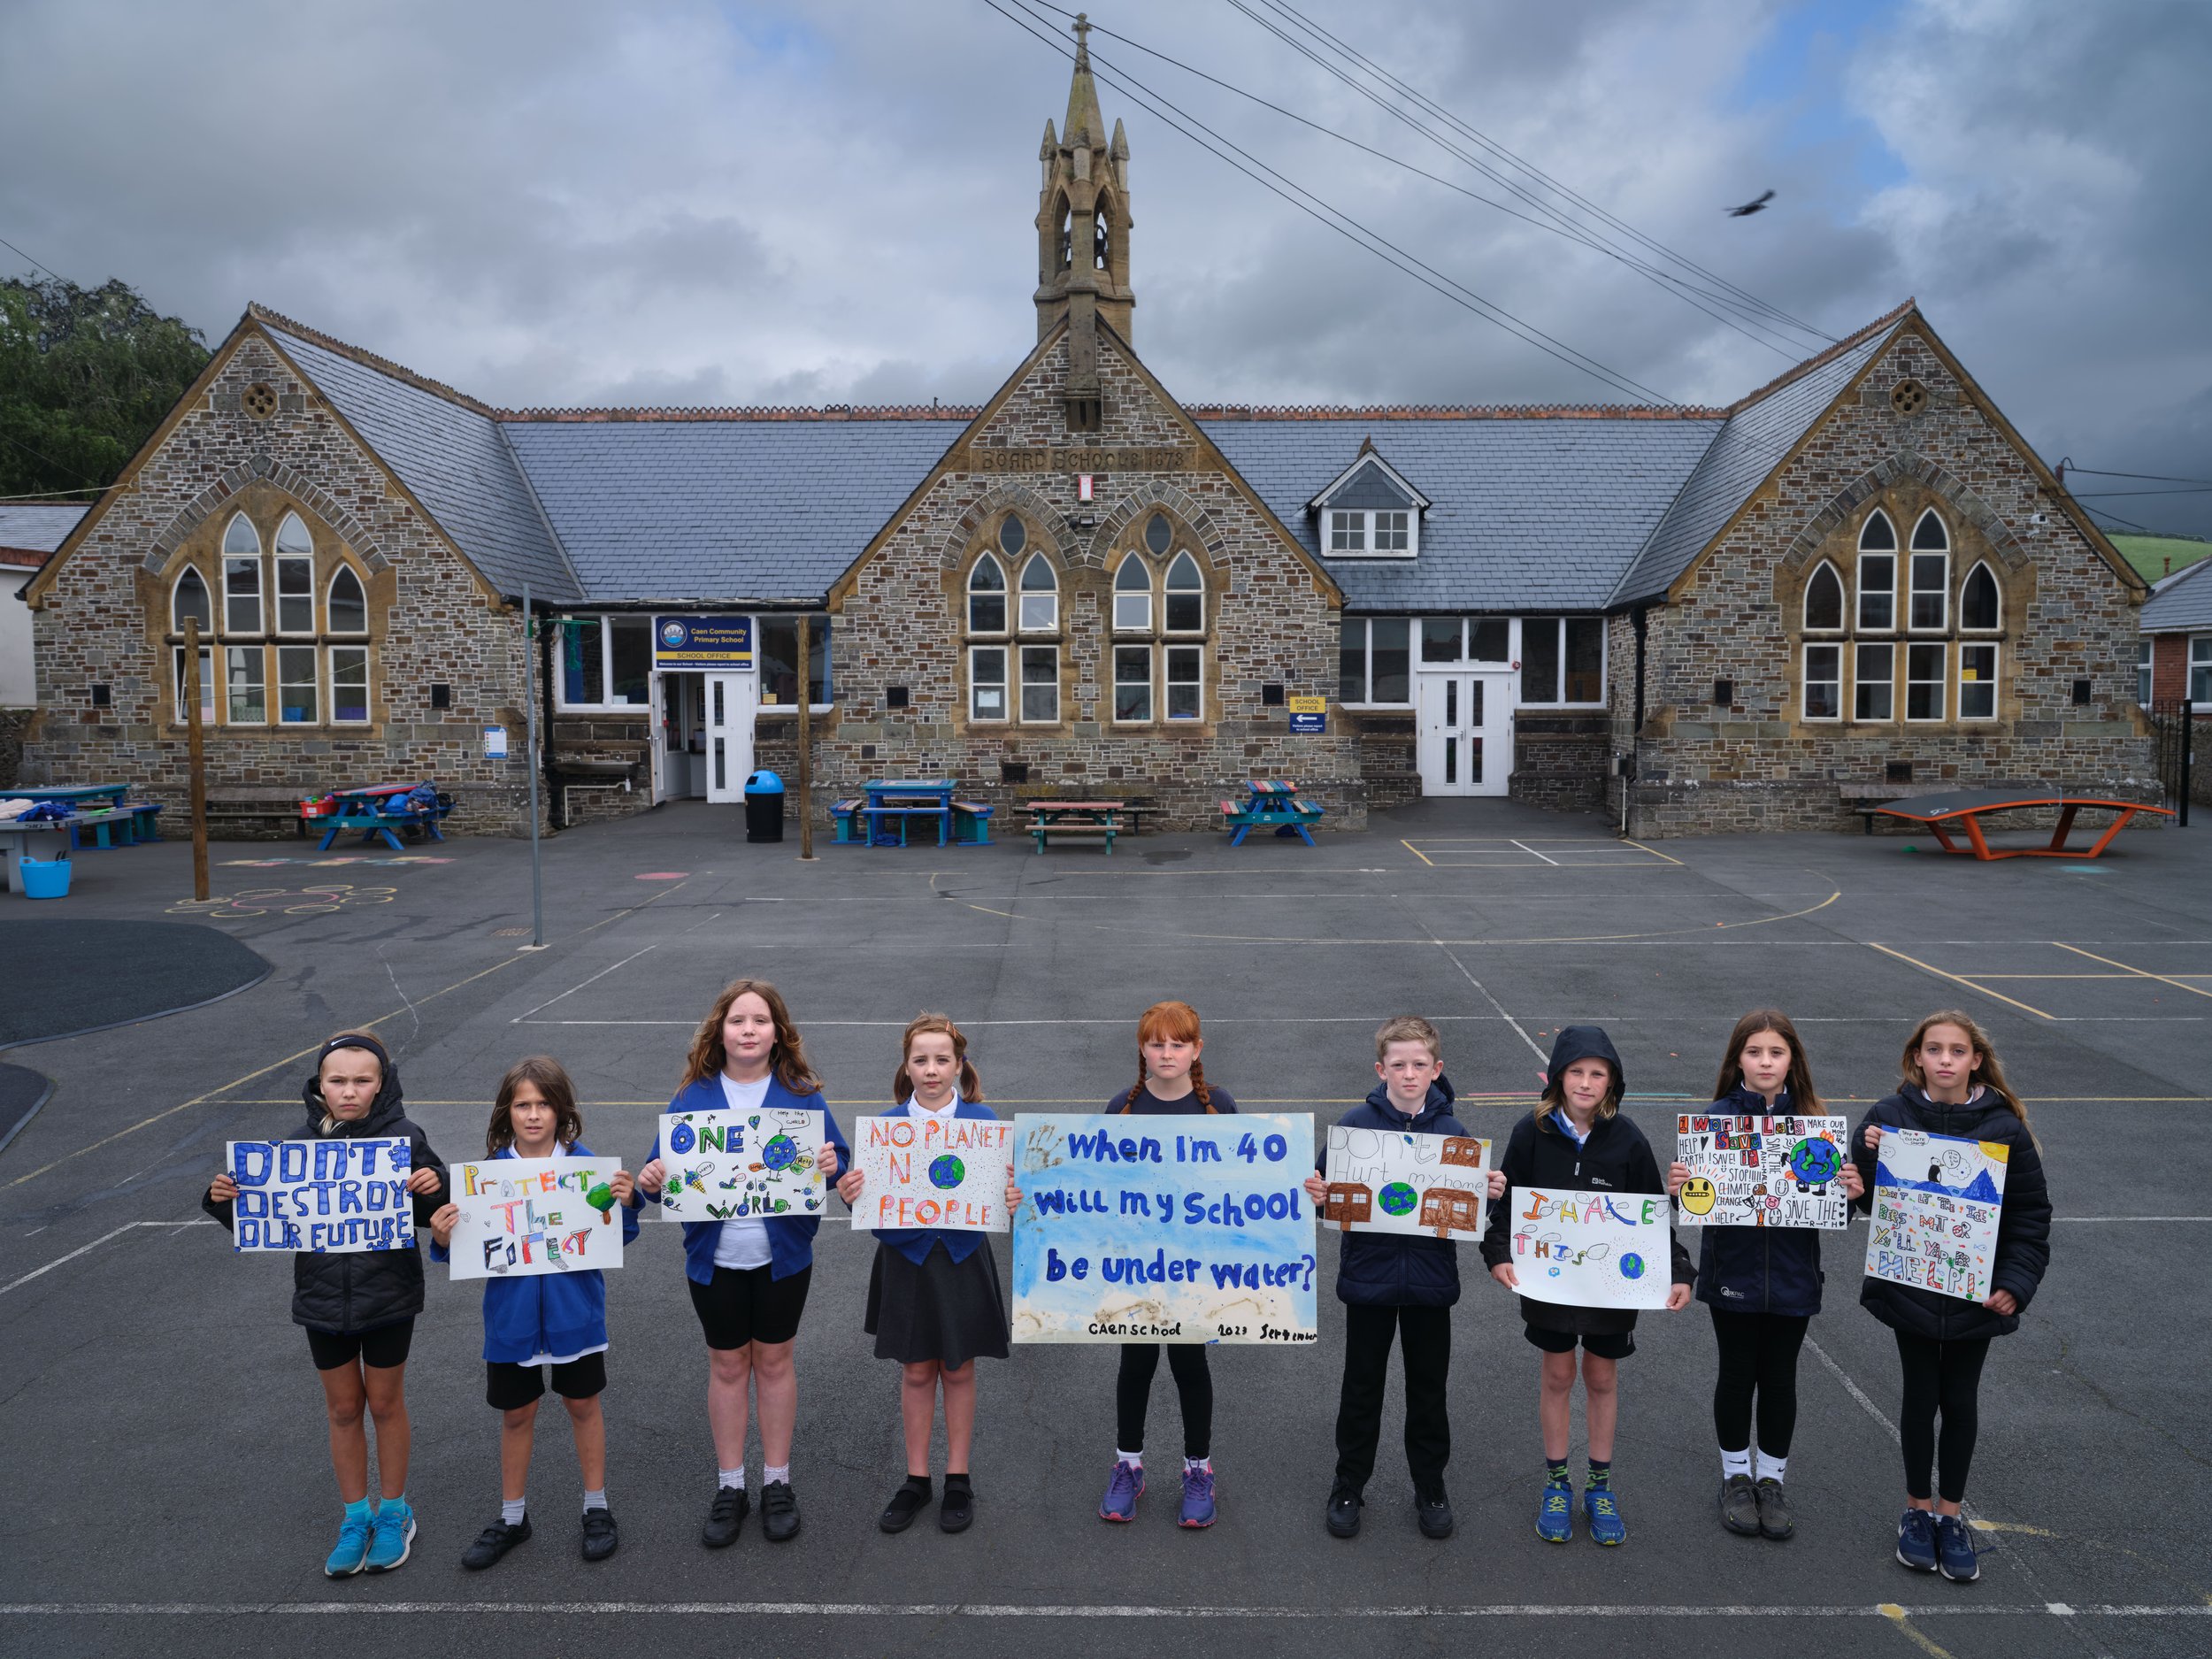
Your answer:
[1851,1085,2049,1342]
[1692,1084,1831,1317]
[1320,1078,1469,1309]
[204,1056,447,1334]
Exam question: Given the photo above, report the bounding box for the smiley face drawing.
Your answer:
[1679,1176,1718,1217]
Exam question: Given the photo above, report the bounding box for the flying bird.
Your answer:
[1725,190,1775,218]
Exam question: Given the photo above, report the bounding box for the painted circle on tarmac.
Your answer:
[1679,1176,1717,1216]
[928,1154,966,1190]
[1619,1252,1647,1280]
[668,1122,695,1155]
[761,1133,798,1171]
[1790,1137,1844,1185]
[1379,1182,1418,1217]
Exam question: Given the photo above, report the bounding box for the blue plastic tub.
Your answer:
[19,857,72,899]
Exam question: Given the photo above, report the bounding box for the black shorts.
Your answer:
[687,1263,812,1350]
[304,1318,415,1372]
[1524,1323,1636,1362]
[486,1351,608,1410]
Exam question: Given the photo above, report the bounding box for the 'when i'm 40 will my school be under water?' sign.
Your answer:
[447,1156,626,1280]
[227,1138,414,1253]
[1506,1187,1673,1310]
[1010,1113,1317,1345]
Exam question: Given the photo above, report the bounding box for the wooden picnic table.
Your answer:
[1027,799,1123,855]
[861,779,956,848]
[1222,780,1323,848]
[1869,787,2174,860]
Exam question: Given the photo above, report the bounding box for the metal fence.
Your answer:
[2149,698,2195,826]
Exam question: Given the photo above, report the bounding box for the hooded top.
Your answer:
[1540,1026,1625,1109]
[203,1043,449,1333]
[1692,1082,1827,1317]
[1320,1077,1469,1308]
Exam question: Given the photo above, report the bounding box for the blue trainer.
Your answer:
[1098,1460,1144,1523]
[1895,1508,1939,1572]
[365,1498,416,1572]
[1178,1463,1217,1530]
[1535,1479,1573,1543]
[1584,1486,1626,1546]
[325,1508,374,1577]
[1933,1514,1979,1583]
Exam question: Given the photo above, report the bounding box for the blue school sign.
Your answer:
[1287,695,1327,734]
[653,616,753,668]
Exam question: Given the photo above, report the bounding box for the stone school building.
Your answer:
[19,43,2153,837]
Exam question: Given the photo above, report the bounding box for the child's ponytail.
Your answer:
[1189,1057,1215,1113]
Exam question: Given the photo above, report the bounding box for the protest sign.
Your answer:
[227,1138,414,1253]
[1865,1127,2007,1302]
[657,1107,826,1222]
[849,1114,1012,1233]
[1674,1112,1850,1229]
[447,1156,626,1279]
[1010,1112,1316,1344]
[1502,1186,1672,1310]
[1322,1127,1490,1238]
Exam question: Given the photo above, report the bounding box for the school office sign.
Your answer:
[653,617,754,669]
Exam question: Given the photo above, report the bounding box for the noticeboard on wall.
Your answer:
[653,616,754,669]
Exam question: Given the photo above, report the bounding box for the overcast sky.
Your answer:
[5,0,2208,536]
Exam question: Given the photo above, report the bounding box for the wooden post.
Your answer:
[182,616,209,901]
[795,614,816,860]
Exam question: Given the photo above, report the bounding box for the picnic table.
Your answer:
[1221,779,1324,848]
[1028,799,1123,855]
[1869,787,2174,860]
[859,779,955,848]
[310,782,452,853]
[13,784,129,810]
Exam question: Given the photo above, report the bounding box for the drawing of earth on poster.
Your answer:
[1010,1112,1317,1344]
[1865,1128,2007,1302]
[1323,1128,1491,1238]
[657,1108,826,1222]
[1674,1113,1850,1229]
[1506,1187,1672,1310]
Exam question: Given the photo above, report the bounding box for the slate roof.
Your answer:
[2141,555,2212,634]
[0,504,90,557]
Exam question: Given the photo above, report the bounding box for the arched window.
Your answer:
[1803,561,1844,632]
[1018,553,1057,633]
[1056,194,1072,272]
[1856,511,1896,631]
[1909,510,1949,630]
[328,566,368,635]
[1144,511,1172,557]
[1164,550,1204,634]
[173,566,212,633]
[273,511,315,634]
[1960,562,2000,631]
[1113,554,1150,633]
[1094,199,1111,271]
[967,554,1006,634]
[221,512,263,634]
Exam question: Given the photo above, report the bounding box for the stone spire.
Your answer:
[1064,12,1106,144]
[1034,12,1134,428]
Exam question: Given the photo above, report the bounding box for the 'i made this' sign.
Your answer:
[227,1138,414,1253]
[1323,1126,1490,1238]
[849,1114,1013,1233]
[1865,1127,2007,1302]
[447,1156,626,1279]
[1010,1112,1317,1345]
[657,1108,826,1222]
[1674,1113,1850,1230]
[1506,1187,1672,1310]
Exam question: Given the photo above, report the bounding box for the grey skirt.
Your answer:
[865,1239,1010,1367]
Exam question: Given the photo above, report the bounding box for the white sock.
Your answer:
[764,1463,790,1487]
[1755,1449,1788,1485]
[582,1488,608,1512]
[1184,1455,1210,1472]
[501,1496,526,1525]
[718,1467,745,1491]
[1720,1446,1752,1480]
[1117,1448,1143,1469]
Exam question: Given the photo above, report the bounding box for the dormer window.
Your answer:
[1309,447,1429,560]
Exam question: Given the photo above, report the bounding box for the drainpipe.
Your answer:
[1625,608,1648,837]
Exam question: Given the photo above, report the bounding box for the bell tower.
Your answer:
[1034,13,1132,430]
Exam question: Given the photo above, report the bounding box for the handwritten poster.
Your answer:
[657,1108,826,1222]
[1675,1113,1850,1229]
[1505,1187,1672,1310]
[1010,1112,1317,1344]
[447,1156,626,1279]
[1865,1128,2007,1302]
[1323,1127,1491,1238]
[849,1114,1013,1233]
[227,1138,414,1253]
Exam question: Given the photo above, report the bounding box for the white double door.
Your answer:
[702,672,757,803]
[1416,671,1512,796]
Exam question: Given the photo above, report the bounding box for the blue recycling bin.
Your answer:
[743,770,786,843]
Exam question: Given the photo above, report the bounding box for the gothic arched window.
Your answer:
[1164,550,1204,634]
[1113,553,1150,633]
[967,553,1007,634]
[1018,553,1058,633]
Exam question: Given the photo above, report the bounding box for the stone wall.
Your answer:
[0,706,28,790]
[1510,712,1609,812]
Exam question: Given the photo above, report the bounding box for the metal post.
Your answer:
[2184,699,2194,829]
[524,582,544,944]
[796,613,816,860]
[183,616,208,901]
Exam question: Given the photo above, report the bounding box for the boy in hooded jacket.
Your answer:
[1302,1018,1505,1541]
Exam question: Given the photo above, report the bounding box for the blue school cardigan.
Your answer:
[868,1096,998,1267]
[630,1074,850,1286]
[432,1143,641,1364]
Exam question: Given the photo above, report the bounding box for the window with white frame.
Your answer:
[1019,643,1059,723]
[172,646,214,723]
[1906,641,1947,721]
[1857,511,1897,631]
[2192,635,2212,703]
[1909,511,1949,631]
[1164,550,1204,634]
[274,512,316,634]
[173,567,212,634]
[1113,555,1150,633]
[1339,617,1411,705]
[1803,561,1844,632]
[1324,507,1418,557]
[1960,561,2000,631]
[557,615,653,709]
[222,514,264,634]
[328,566,367,634]
[277,645,319,725]
[1327,510,1366,554]
[2138,639,2154,706]
[1519,617,1606,705]
[1112,643,1151,722]
[225,645,266,725]
[1372,511,1409,553]
[968,554,1008,634]
[969,646,1008,723]
[1802,645,1841,720]
[1854,641,1894,721]
[1018,554,1057,633]
[330,646,370,724]
[1165,644,1202,719]
[1959,642,1997,720]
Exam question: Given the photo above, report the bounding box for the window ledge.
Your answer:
[757,703,836,717]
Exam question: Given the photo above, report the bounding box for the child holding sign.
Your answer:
[1302,1017,1505,1540]
[1666,1010,1863,1542]
[1480,1026,1691,1548]
[632,979,849,1548]
[429,1057,638,1570]
[202,1032,447,1577]
[833,1014,1015,1534]
[1852,1011,2049,1584]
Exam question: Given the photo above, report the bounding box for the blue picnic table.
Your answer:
[13,783,129,810]
[1220,780,1324,848]
[6,784,164,852]
[857,779,956,848]
[312,782,451,852]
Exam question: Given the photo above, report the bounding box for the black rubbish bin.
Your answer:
[742,770,786,843]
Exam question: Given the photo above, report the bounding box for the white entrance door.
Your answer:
[1416,672,1511,797]
[702,672,756,803]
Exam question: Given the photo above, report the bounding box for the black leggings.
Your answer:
[1710,1309,1809,1456]
[1116,1342,1213,1460]
[1894,1330,1992,1503]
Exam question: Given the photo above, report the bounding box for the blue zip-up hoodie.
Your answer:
[630,1073,850,1285]
[867,1096,999,1267]
[1318,1078,1469,1309]
[1691,1084,1827,1317]
[434,1142,641,1363]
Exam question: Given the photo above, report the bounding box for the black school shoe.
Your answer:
[1326,1482,1363,1539]
[1416,1489,1455,1540]
[461,1516,532,1571]
[581,1505,618,1562]
[880,1477,933,1534]
[761,1479,802,1542]
[940,1476,974,1533]
[702,1485,749,1548]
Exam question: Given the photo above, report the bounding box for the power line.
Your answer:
[0,235,65,284]
[2071,487,2212,500]
[2063,465,2212,487]
[0,429,106,492]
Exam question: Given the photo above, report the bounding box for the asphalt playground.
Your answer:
[2,795,2208,1658]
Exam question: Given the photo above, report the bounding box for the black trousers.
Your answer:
[1710,1308,1810,1456]
[1116,1341,1213,1459]
[1333,1302,1451,1496]
[1894,1329,1992,1503]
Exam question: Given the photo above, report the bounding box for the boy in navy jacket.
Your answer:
[1302,1017,1505,1540]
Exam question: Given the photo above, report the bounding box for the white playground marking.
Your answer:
[0,1600,2203,1620]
